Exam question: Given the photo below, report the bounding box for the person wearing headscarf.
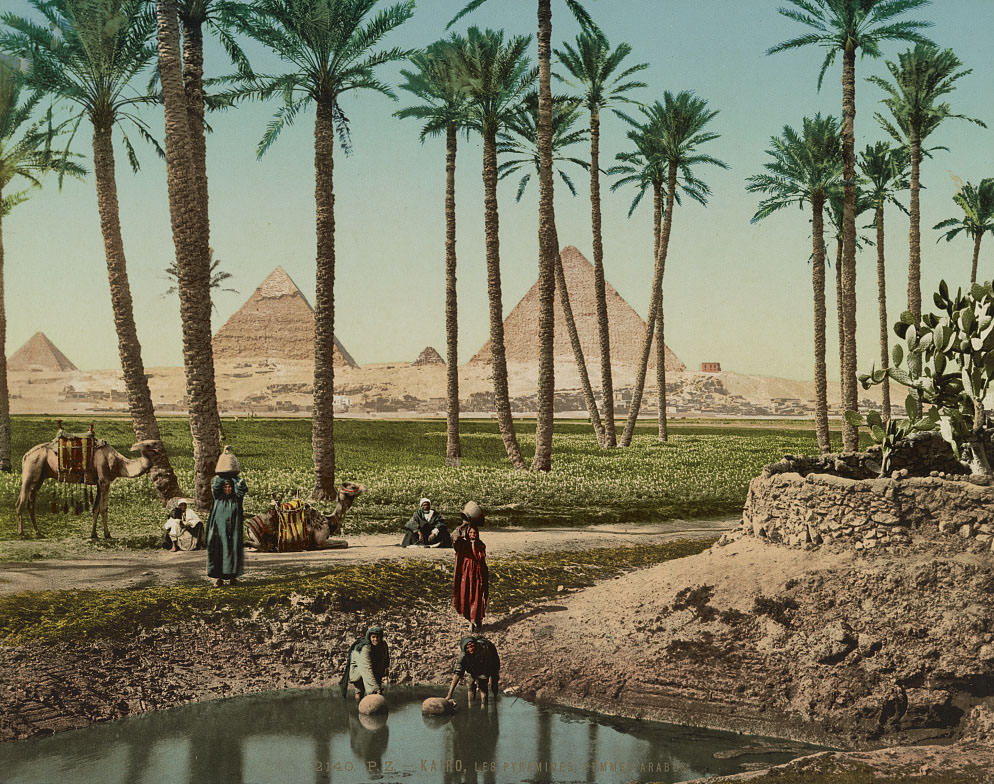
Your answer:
[206,447,247,587]
[340,626,390,702]
[452,501,488,632]
[163,499,204,551]
[402,498,451,548]
[445,636,500,705]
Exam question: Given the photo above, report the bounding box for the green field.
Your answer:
[0,416,859,558]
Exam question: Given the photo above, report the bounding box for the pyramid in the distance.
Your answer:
[413,346,445,366]
[8,332,77,371]
[212,267,358,367]
[469,246,685,371]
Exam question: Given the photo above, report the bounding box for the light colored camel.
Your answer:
[15,440,165,539]
[245,482,367,551]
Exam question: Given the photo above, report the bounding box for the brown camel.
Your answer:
[15,439,166,539]
[245,482,367,551]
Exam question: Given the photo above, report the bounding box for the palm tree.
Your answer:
[859,141,909,423]
[826,184,874,440]
[449,26,534,470]
[163,251,238,311]
[156,0,222,511]
[0,61,84,472]
[2,0,184,501]
[230,0,414,499]
[554,29,646,447]
[934,178,994,285]
[395,37,470,467]
[769,0,933,452]
[747,114,842,453]
[451,0,596,473]
[617,93,726,447]
[870,44,986,323]
[497,91,606,446]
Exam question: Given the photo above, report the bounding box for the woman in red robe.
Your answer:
[453,501,488,632]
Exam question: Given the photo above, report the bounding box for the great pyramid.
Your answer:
[8,332,77,371]
[213,267,358,367]
[469,246,685,371]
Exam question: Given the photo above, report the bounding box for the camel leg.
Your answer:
[15,476,40,537]
[91,483,105,539]
[27,482,43,537]
[101,482,112,539]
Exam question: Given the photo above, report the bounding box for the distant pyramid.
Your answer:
[213,267,358,367]
[413,346,445,366]
[8,332,77,371]
[470,246,685,371]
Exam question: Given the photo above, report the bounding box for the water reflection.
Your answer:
[1,688,817,784]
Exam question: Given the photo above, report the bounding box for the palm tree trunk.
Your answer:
[840,45,859,451]
[908,125,922,322]
[483,127,526,470]
[158,0,221,511]
[0,196,10,472]
[875,204,891,424]
[531,0,557,472]
[91,122,182,502]
[444,124,461,467]
[970,232,983,284]
[653,180,665,440]
[589,106,613,447]
[812,193,830,453]
[312,100,338,497]
[555,251,605,444]
[620,161,677,447]
[835,236,845,440]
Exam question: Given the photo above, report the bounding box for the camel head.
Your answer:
[302,483,366,537]
[130,439,165,458]
[337,481,367,509]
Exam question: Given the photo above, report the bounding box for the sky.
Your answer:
[3,0,993,381]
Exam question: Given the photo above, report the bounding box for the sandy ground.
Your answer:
[0,518,733,595]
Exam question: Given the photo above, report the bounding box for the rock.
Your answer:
[358,694,388,715]
[421,697,454,716]
[959,524,973,539]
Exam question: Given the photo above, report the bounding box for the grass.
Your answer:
[0,416,867,560]
[0,539,714,644]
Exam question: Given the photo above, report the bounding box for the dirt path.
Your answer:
[0,518,732,595]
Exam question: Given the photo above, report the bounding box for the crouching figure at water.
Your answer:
[402,498,452,548]
[206,447,247,588]
[341,626,390,702]
[445,636,500,706]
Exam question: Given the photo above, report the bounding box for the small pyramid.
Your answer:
[470,246,685,371]
[213,267,358,367]
[413,346,445,366]
[8,332,77,371]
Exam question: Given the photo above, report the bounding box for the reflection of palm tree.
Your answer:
[450,27,534,470]
[396,37,470,467]
[555,29,647,447]
[870,43,986,322]
[934,179,994,285]
[2,0,184,500]
[228,0,415,498]
[0,61,84,472]
[747,115,842,454]
[498,92,606,445]
[859,142,909,423]
[769,0,933,451]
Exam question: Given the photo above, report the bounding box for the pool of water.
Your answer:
[1,688,817,783]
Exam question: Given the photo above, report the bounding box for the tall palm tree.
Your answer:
[934,178,994,285]
[497,91,606,446]
[769,0,933,451]
[156,0,222,511]
[2,0,184,501]
[395,37,470,467]
[451,0,596,473]
[870,44,986,323]
[617,93,726,447]
[554,29,646,447]
[230,0,414,499]
[163,251,238,311]
[859,141,909,423]
[449,26,534,470]
[0,62,84,472]
[747,114,842,454]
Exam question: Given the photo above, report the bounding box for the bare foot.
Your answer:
[212,579,223,588]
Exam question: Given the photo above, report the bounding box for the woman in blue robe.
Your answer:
[206,470,247,587]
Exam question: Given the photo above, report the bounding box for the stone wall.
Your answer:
[742,470,994,552]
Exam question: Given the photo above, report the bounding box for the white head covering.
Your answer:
[420,497,431,507]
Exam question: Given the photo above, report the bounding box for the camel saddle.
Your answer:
[276,498,307,553]
[51,422,101,485]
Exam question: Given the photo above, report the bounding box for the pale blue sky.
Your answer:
[4,0,993,380]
